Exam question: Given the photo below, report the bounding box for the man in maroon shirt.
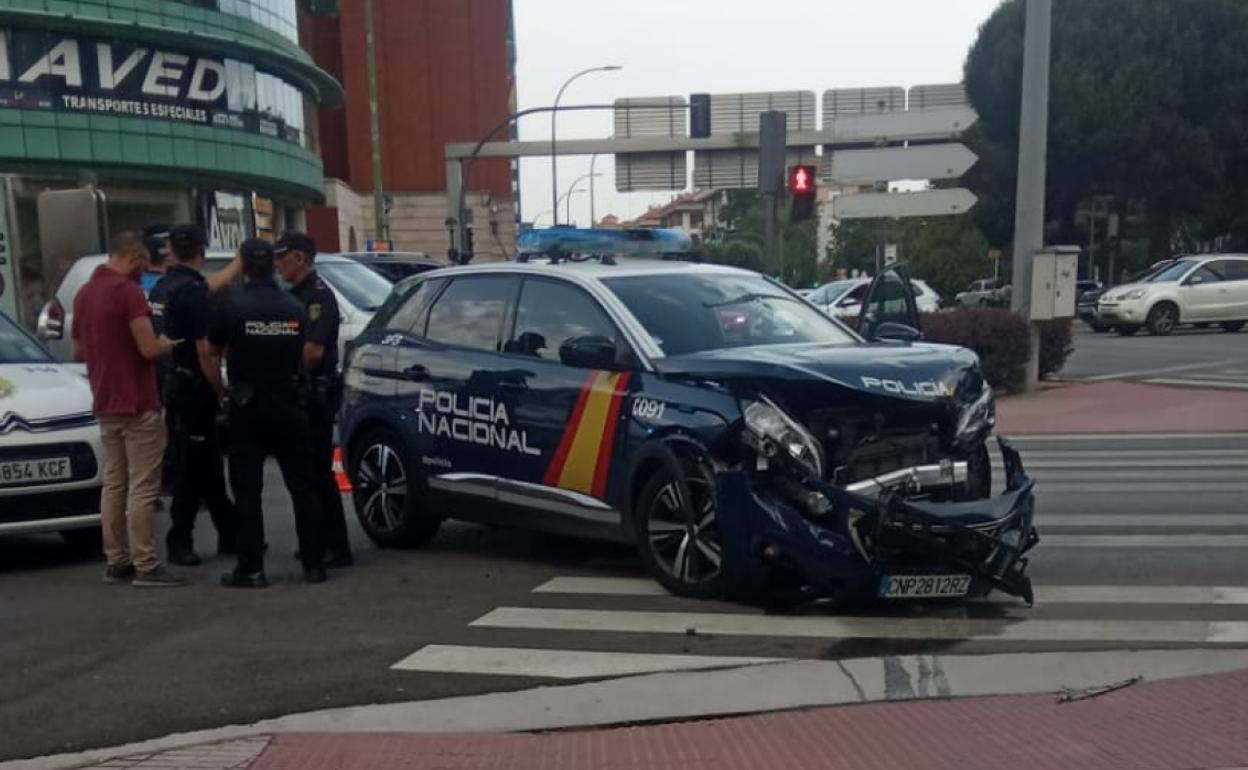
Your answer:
[73,231,185,587]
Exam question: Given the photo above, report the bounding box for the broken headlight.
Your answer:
[955,384,996,448]
[743,396,825,479]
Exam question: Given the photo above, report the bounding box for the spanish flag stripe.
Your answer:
[591,372,632,498]
[541,372,598,487]
[557,373,620,494]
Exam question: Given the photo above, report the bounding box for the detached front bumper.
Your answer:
[715,438,1039,605]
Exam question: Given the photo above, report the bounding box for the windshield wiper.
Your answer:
[704,292,798,309]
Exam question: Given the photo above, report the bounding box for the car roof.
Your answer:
[342,251,439,263]
[420,258,762,283]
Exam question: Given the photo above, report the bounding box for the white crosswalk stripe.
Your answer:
[532,577,1248,605]
[469,606,1248,645]
[391,435,1248,680]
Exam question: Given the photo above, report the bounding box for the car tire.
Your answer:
[1146,303,1179,336]
[60,527,101,552]
[1221,321,1246,333]
[349,427,441,549]
[1116,325,1139,337]
[1091,322,1109,333]
[633,457,724,599]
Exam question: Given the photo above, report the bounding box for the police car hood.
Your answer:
[654,341,982,404]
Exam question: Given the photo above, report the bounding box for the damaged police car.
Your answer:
[340,229,1038,606]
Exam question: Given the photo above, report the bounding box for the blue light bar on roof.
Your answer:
[516,227,693,256]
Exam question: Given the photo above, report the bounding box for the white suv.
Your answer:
[1097,255,1248,336]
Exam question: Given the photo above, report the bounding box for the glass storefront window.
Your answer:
[178,0,299,43]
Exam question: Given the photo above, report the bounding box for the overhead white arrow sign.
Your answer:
[825,143,978,185]
[832,188,978,220]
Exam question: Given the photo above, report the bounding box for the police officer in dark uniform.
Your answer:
[153,224,240,565]
[202,238,327,587]
[274,231,353,568]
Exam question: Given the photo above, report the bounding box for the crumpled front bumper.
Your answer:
[715,438,1040,605]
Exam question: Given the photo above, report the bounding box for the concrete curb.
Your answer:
[7,649,1248,770]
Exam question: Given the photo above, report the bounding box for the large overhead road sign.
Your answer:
[825,143,978,185]
[692,91,817,191]
[832,188,978,220]
[613,96,688,192]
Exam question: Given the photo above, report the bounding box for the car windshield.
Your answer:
[604,272,856,356]
[0,313,54,364]
[1146,260,1196,283]
[315,261,395,312]
[818,281,858,303]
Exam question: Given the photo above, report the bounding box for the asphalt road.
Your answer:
[3,430,1248,762]
[1061,321,1248,387]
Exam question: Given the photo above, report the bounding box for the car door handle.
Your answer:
[403,364,430,382]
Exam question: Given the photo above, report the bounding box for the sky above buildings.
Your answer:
[512,0,1005,226]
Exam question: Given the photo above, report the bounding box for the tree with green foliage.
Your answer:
[965,0,1248,261]
[825,215,995,302]
[701,191,820,287]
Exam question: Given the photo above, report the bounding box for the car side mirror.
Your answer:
[873,322,922,343]
[559,335,619,370]
[1184,275,1205,286]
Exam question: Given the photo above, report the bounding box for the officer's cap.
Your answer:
[275,231,317,259]
[168,224,207,250]
[240,238,276,268]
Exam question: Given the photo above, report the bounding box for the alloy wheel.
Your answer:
[646,476,722,586]
[355,444,408,535]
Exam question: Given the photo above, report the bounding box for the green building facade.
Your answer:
[0,0,342,322]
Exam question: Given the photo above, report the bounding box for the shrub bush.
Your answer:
[1037,318,1075,379]
[920,308,1031,393]
[919,310,1076,393]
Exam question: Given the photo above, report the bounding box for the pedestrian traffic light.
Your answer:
[689,93,711,138]
[788,165,817,222]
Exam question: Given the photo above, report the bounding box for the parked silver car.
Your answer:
[36,252,394,364]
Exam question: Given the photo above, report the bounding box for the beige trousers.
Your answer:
[97,411,167,573]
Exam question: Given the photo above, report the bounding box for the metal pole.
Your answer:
[763,194,777,276]
[1087,197,1097,282]
[589,153,599,225]
[1009,0,1053,392]
[551,66,622,225]
[365,0,387,241]
[565,188,584,224]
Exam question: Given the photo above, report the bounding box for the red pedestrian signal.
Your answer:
[789,165,814,194]
[788,165,817,221]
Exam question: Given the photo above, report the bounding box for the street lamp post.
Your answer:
[530,209,554,227]
[562,172,601,226]
[588,153,599,225]
[551,65,621,225]
[558,187,586,226]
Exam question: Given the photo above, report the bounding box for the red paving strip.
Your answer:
[249,669,1248,770]
[997,380,1248,434]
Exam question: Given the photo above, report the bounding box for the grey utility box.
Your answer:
[1029,245,1080,320]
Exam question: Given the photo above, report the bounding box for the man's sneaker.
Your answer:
[132,566,189,587]
[103,564,136,584]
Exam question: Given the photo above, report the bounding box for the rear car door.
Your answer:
[403,274,520,513]
[1222,259,1248,318]
[492,276,636,537]
[1180,262,1229,321]
[858,266,921,340]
